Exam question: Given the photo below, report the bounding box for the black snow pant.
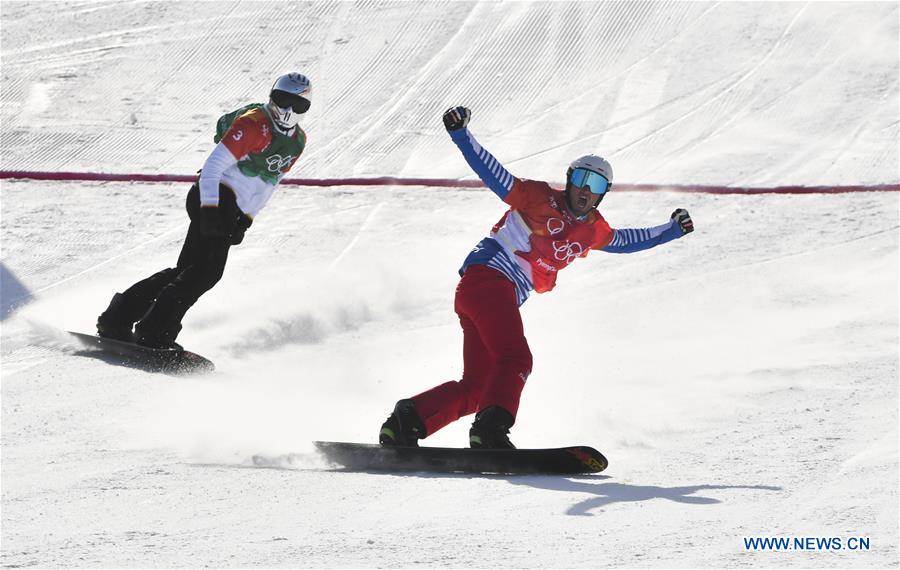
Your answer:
[104,183,246,344]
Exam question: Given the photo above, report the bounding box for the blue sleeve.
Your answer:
[449,128,516,199]
[601,220,684,253]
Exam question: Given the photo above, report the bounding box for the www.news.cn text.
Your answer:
[743,537,871,551]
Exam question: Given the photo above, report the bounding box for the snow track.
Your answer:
[2,2,898,568]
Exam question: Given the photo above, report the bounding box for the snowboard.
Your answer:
[311,441,608,475]
[69,331,215,374]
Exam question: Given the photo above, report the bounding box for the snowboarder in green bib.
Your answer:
[96,73,311,348]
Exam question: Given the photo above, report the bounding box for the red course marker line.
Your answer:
[1,170,897,194]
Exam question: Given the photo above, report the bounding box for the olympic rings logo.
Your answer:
[266,154,295,172]
[552,240,584,264]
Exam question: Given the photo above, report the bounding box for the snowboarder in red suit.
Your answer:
[380,106,694,449]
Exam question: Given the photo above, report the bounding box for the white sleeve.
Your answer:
[198,143,239,207]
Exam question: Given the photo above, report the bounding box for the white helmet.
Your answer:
[268,72,312,130]
[568,154,613,183]
[565,154,614,211]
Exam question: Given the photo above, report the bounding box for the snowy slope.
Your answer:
[2,2,899,568]
[2,1,897,185]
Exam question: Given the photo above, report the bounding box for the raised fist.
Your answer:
[671,208,694,234]
[442,106,471,132]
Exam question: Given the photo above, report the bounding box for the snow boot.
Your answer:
[469,405,516,449]
[96,293,141,342]
[379,399,426,447]
[133,286,190,350]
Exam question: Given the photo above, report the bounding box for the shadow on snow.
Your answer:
[506,477,782,516]
[211,459,782,516]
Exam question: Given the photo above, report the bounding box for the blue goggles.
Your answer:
[569,168,610,195]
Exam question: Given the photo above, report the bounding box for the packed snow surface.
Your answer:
[2,2,898,568]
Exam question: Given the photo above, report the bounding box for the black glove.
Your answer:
[198,206,224,237]
[442,106,471,132]
[671,208,694,234]
[230,214,253,245]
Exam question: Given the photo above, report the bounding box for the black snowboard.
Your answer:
[312,441,608,475]
[69,331,215,374]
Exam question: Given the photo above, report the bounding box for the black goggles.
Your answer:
[271,90,311,114]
